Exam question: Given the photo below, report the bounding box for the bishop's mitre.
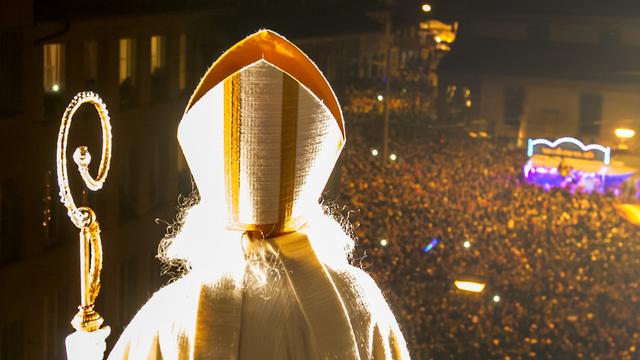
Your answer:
[177,30,345,235]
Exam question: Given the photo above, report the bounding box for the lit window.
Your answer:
[43,43,64,92]
[150,35,166,73]
[178,34,187,91]
[119,38,135,85]
[84,40,98,84]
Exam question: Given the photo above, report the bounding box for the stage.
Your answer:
[523,137,636,194]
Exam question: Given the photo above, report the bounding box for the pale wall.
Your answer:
[480,77,640,146]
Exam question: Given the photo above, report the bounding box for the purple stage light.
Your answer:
[523,163,633,195]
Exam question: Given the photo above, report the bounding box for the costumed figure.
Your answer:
[558,158,569,178]
[65,30,409,359]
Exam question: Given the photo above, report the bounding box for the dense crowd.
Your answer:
[338,119,640,359]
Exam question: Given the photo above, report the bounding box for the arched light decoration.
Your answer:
[527,137,611,165]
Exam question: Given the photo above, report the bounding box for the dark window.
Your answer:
[0,28,22,117]
[579,93,602,135]
[0,320,24,359]
[178,34,188,92]
[504,87,526,127]
[43,289,71,359]
[119,147,140,223]
[84,40,98,89]
[0,180,20,263]
[119,258,139,323]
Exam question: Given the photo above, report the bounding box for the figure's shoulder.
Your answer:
[107,275,200,359]
[148,274,201,307]
[327,264,387,305]
[137,274,203,330]
[324,264,395,331]
[326,264,411,360]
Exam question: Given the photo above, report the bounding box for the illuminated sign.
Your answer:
[527,137,611,165]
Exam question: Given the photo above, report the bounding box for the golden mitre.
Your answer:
[178,30,345,235]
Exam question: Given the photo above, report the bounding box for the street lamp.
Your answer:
[421,3,432,13]
[615,128,635,139]
[615,128,635,150]
[454,280,486,293]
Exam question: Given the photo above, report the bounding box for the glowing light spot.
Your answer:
[454,280,486,293]
[371,148,379,157]
[423,238,439,253]
[389,153,397,161]
[380,239,388,247]
[465,99,472,107]
[435,36,442,43]
[52,84,60,92]
[493,295,501,303]
[421,3,432,12]
[377,94,384,101]
[463,240,471,248]
[615,128,635,139]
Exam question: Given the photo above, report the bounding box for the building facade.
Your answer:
[440,11,640,149]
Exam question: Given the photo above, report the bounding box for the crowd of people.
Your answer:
[337,118,640,359]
